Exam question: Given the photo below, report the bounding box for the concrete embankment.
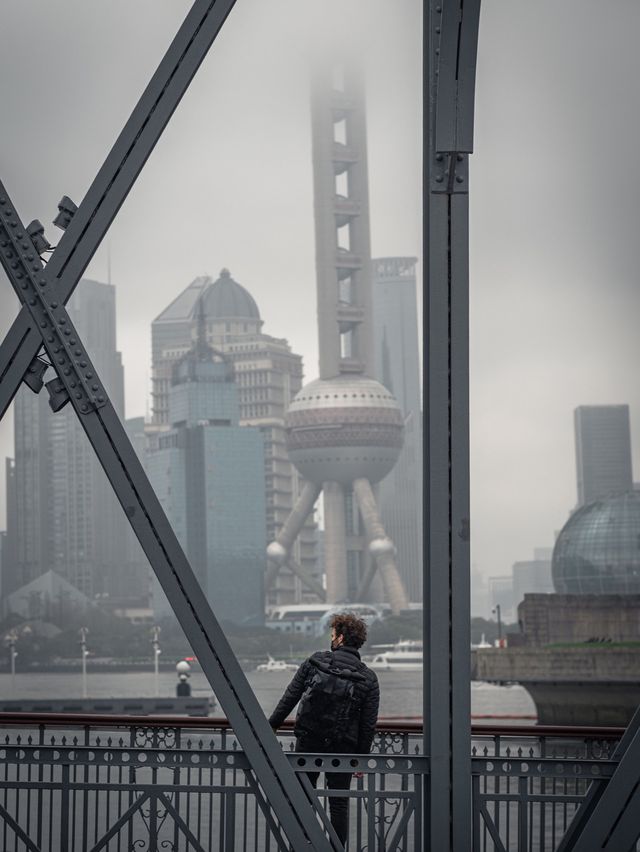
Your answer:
[472,646,640,725]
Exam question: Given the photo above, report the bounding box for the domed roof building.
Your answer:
[151,268,319,608]
[552,491,640,594]
[199,268,261,322]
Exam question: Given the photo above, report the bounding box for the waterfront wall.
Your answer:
[473,646,640,682]
[517,593,640,646]
[473,646,640,725]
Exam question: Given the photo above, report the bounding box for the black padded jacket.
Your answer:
[268,646,380,753]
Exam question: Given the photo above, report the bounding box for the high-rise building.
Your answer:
[372,257,423,601]
[3,459,17,599]
[512,548,554,608]
[151,270,319,606]
[488,575,516,624]
[148,328,266,625]
[574,405,633,506]
[470,565,490,619]
[4,279,147,607]
[122,416,151,605]
[268,63,409,614]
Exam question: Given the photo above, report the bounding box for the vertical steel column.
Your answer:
[423,1,480,849]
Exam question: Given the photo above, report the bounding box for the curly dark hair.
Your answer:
[329,612,368,649]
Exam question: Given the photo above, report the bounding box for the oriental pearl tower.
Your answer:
[266,64,409,614]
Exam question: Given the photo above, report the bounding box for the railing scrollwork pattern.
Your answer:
[0,716,633,850]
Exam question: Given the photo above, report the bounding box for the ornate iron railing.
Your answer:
[0,714,631,851]
[0,714,425,851]
[471,725,625,851]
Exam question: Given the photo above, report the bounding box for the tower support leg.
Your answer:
[323,482,349,603]
[266,481,324,598]
[352,477,408,614]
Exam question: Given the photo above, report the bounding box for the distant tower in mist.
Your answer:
[4,280,147,606]
[372,257,423,602]
[574,405,633,506]
[266,64,409,613]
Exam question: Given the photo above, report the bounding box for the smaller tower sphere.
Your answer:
[285,376,404,486]
[176,660,191,675]
[266,541,287,564]
[369,537,395,557]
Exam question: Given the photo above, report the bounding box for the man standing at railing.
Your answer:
[268,612,380,847]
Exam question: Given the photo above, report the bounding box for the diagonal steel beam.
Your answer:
[565,720,640,850]
[0,181,335,849]
[0,1,336,845]
[0,0,236,421]
[0,800,42,852]
[557,705,640,850]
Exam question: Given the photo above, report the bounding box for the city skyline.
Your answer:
[150,269,320,607]
[3,280,148,607]
[0,0,639,584]
[149,323,266,625]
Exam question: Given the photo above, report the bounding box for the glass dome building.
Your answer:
[552,491,640,594]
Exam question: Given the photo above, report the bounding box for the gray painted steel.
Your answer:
[424,1,479,849]
[0,2,338,848]
[0,0,236,420]
[0,715,633,850]
[556,706,640,850]
[0,716,427,850]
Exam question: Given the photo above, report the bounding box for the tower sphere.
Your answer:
[285,376,404,486]
[369,537,395,556]
[266,541,288,564]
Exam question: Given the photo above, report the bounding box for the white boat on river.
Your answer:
[256,656,298,673]
[368,640,423,671]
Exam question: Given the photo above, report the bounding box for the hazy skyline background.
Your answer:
[1,0,639,584]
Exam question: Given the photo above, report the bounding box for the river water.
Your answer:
[0,669,537,722]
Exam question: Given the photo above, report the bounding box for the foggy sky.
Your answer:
[1,1,639,584]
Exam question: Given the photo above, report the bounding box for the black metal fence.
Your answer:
[0,714,425,851]
[0,714,631,851]
[471,725,625,852]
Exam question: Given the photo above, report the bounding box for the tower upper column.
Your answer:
[310,63,374,379]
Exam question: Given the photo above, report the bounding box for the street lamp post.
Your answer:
[79,627,89,699]
[176,659,191,697]
[151,626,162,697]
[6,630,18,694]
[492,604,503,646]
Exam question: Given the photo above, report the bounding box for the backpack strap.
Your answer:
[309,655,368,682]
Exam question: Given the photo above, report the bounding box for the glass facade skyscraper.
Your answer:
[148,336,266,625]
[151,270,318,607]
[4,280,147,607]
[372,257,423,601]
[574,405,633,506]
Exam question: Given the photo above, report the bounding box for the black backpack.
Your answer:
[295,656,368,746]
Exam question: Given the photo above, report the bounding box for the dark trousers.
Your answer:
[305,769,352,846]
[296,738,353,846]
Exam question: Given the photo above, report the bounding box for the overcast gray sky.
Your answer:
[1,0,639,584]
